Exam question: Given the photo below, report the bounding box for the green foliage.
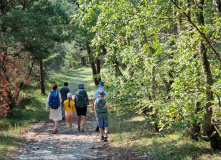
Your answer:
[1,0,72,60]
[77,0,221,136]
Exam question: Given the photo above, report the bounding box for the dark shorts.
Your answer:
[76,106,87,116]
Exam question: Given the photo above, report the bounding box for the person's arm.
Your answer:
[105,101,108,110]
[105,91,108,98]
[73,102,77,118]
[85,92,89,105]
[94,103,97,115]
[74,93,77,104]
[46,93,50,112]
[92,98,96,111]
[64,102,66,114]
[59,93,62,106]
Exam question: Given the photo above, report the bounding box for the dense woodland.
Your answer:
[1,0,221,151]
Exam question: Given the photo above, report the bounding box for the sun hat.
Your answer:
[67,92,72,99]
[98,91,106,96]
[79,84,84,89]
[98,81,104,87]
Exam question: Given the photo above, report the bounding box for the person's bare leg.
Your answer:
[77,116,81,130]
[81,116,86,131]
[69,117,73,130]
[65,116,69,128]
[104,127,108,134]
[54,121,58,133]
[99,127,104,137]
[82,116,86,128]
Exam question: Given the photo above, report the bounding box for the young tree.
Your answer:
[0,46,32,117]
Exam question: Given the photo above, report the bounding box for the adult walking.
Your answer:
[46,84,62,134]
[92,81,108,131]
[60,82,70,120]
[74,84,89,132]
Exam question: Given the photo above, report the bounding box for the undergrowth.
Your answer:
[108,112,220,160]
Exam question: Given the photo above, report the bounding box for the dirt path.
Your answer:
[9,107,145,160]
[9,107,111,160]
[8,68,148,160]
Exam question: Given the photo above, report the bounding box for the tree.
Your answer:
[71,0,104,85]
[1,0,72,95]
[0,46,32,117]
[0,0,72,116]
[81,0,221,149]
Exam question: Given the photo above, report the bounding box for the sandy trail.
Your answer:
[9,107,111,160]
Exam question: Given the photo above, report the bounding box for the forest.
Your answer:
[1,0,221,159]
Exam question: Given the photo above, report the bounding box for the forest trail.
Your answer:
[9,107,146,160]
[9,107,111,160]
[8,68,146,160]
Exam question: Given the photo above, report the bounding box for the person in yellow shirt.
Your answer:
[64,93,77,131]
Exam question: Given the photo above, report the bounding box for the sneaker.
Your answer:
[104,137,107,142]
[100,136,104,141]
[81,128,85,132]
[78,127,80,131]
[52,129,57,134]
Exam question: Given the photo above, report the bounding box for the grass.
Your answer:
[108,112,221,160]
[0,67,96,159]
[1,67,221,159]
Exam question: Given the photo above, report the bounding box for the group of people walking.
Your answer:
[45,81,108,142]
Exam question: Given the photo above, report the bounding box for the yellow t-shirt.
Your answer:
[64,100,75,113]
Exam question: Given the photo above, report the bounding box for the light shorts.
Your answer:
[65,112,73,119]
[97,117,108,128]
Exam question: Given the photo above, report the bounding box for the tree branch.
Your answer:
[170,0,221,63]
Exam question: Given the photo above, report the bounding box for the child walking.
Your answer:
[94,91,108,142]
[64,93,77,131]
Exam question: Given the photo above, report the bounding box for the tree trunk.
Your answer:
[17,62,34,99]
[23,0,26,11]
[101,45,107,55]
[113,59,123,77]
[190,102,201,140]
[40,59,46,95]
[151,66,156,100]
[86,42,99,85]
[96,58,101,82]
[197,0,221,150]
[0,1,6,32]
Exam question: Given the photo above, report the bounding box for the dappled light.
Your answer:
[1,0,221,159]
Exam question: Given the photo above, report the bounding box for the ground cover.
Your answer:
[1,67,221,160]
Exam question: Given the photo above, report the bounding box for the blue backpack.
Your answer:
[49,91,60,109]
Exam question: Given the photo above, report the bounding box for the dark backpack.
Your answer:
[49,91,60,109]
[96,99,108,118]
[75,89,87,108]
